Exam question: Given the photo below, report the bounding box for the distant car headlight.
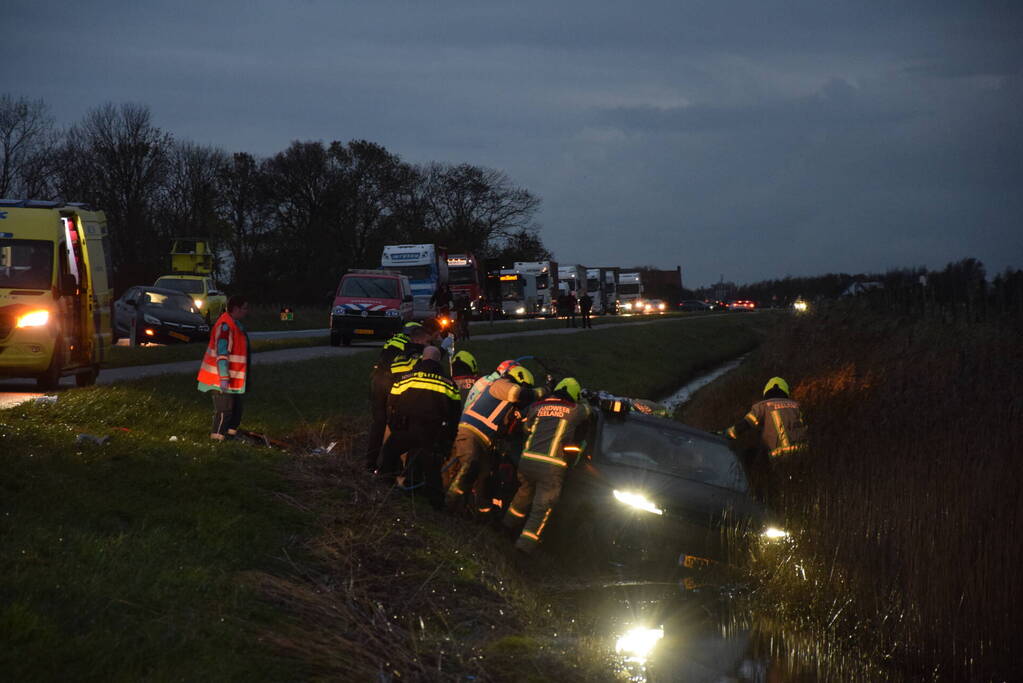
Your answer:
[515,307,526,315]
[793,300,808,312]
[622,302,632,310]
[16,309,50,328]
[385,309,399,317]
[613,490,664,515]
[658,303,665,310]
[193,299,203,308]
[762,525,790,540]
[332,305,345,315]
[143,313,162,325]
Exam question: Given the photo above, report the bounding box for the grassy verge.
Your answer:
[679,305,1022,681]
[243,305,327,332]
[2,314,769,680]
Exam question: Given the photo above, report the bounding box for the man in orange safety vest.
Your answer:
[197,295,251,440]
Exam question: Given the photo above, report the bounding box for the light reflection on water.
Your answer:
[564,578,901,682]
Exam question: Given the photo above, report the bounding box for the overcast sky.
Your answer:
[4,0,1022,286]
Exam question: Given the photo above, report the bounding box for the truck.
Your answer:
[495,269,537,317]
[446,252,484,314]
[153,238,227,323]
[618,271,644,312]
[0,200,113,388]
[381,244,448,320]
[513,261,558,315]
[557,264,588,312]
[583,267,620,315]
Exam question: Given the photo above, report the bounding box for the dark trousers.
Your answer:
[504,457,566,552]
[446,429,493,512]
[380,422,446,508]
[211,393,244,436]
[365,372,391,470]
[581,309,592,328]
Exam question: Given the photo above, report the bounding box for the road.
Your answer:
[1,313,736,409]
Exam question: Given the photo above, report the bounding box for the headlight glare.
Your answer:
[613,489,664,515]
[762,525,790,540]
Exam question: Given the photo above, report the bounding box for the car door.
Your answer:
[114,287,139,332]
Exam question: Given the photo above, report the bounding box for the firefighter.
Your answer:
[377,346,461,508]
[503,377,592,553]
[450,350,480,403]
[197,295,251,441]
[725,377,808,462]
[364,322,427,471]
[446,362,546,514]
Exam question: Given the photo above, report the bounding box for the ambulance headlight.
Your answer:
[16,310,50,328]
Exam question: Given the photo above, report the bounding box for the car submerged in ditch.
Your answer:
[543,397,785,573]
[113,286,210,344]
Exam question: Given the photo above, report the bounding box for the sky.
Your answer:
[3,0,1022,287]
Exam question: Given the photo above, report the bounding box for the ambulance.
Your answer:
[0,200,113,388]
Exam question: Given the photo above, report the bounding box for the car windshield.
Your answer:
[0,239,53,290]
[600,418,749,492]
[143,291,198,313]
[448,267,476,285]
[155,278,204,294]
[340,276,398,299]
[587,278,600,290]
[500,278,524,300]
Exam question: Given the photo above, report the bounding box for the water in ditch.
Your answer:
[559,356,900,682]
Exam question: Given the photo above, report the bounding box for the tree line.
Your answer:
[1,94,550,301]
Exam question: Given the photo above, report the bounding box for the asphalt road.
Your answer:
[0,313,737,409]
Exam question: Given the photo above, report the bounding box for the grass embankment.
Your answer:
[243,305,326,332]
[2,314,768,680]
[680,306,1022,681]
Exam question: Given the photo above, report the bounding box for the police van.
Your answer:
[0,200,113,388]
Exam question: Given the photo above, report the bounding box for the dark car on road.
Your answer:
[679,299,711,312]
[546,404,780,571]
[113,286,210,344]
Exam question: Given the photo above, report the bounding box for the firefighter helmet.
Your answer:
[763,377,790,396]
[452,350,478,374]
[506,365,535,386]
[402,321,422,333]
[496,359,520,375]
[554,377,581,402]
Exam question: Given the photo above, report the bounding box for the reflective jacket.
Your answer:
[727,397,808,458]
[452,373,481,403]
[197,313,248,394]
[460,377,544,445]
[520,396,593,467]
[388,358,461,439]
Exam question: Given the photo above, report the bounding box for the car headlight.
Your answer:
[332,305,344,315]
[613,490,664,515]
[616,626,664,663]
[762,525,790,541]
[16,310,50,328]
[385,309,399,317]
[143,313,161,325]
[622,302,632,310]
[515,307,525,314]
[193,299,203,308]
[658,303,665,310]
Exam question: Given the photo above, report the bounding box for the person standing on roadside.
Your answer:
[579,293,593,329]
[364,322,424,471]
[566,291,578,328]
[197,295,250,441]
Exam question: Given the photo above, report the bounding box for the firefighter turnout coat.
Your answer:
[727,396,808,458]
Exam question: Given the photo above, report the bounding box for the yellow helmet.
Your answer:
[506,365,535,386]
[763,377,790,397]
[554,377,581,402]
[452,350,478,374]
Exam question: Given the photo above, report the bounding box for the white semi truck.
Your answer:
[497,269,537,317]
[381,244,448,319]
[558,264,587,299]
[513,260,558,315]
[618,271,644,312]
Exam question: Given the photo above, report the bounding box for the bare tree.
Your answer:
[157,141,228,275]
[58,102,172,289]
[0,94,61,199]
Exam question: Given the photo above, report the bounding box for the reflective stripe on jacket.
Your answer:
[197,313,248,394]
[521,397,592,467]
[460,377,540,445]
[727,397,808,457]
